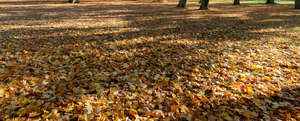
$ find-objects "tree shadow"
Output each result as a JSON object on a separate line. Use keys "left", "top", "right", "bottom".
{"left": 0, "top": 1, "right": 299, "bottom": 120}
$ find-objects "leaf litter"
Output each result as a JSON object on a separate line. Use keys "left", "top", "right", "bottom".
{"left": 0, "top": 1, "right": 299, "bottom": 120}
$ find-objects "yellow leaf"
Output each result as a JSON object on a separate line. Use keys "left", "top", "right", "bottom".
{"left": 228, "top": 54, "right": 235, "bottom": 58}
{"left": 242, "top": 110, "right": 258, "bottom": 118}
{"left": 225, "top": 92, "right": 233, "bottom": 97}
{"left": 253, "top": 98, "right": 261, "bottom": 106}
{"left": 262, "top": 76, "right": 271, "bottom": 82}
{"left": 180, "top": 105, "right": 189, "bottom": 113}
{"left": 173, "top": 82, "right": 179, "bottom": 89}
{"left": 240, "top": 77, "right": 247, "bottom": 82}
{"left": 11, "top": 117, "right": 21, "bottom": 121}
{"left": 296, "top": 113, "right": 300, "bottom": 119}
{"left": 0, "top": 88, "right": 5, "bottom": 97}
{"left": 223, "top": 113, "right": 233, "bottom": 121}
{"left": 200, "top": 96, "right": 208, "bottom": 102}
{"left": 85, "top": 102, "right": 93, "bottom": 114}
{"left": 203, "top": 104, "right": 210, "bottom": 109}
{"left": 23, "top": 76, "right": 39, "bottom": 81}
{"left": 205, "top": 52, "right": 211, "bottom": 56}
{"left": 193, "top": 68, "right": 200, "bottom": 72}
{"left": 241, "top": 94, "right": 247, "bottom": 98}
{"left": 271, "top": 63, "right": 279, "bottom": 67}
{"left": 192, "top": 99, "right": 200, "bottom": 104}
{"left": 74, "top": 58, "right": 81, "bottom": 63}
{"left": 247, "top": 87, "right": 254, "bottom": 95}
{"left": 250, "top": 65, "right": 261, "bottom": 70}
{"left": 128, "top": 108, "right": 138, "bottom": 116}
{"left": 153, "top": 110, "right": 165, "bottom": 117}
{"left": 29, "top": 112, "right": 40, "bottom": 118}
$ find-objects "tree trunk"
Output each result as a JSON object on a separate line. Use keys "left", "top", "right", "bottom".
{"left": 200, "top": 0, "right": 209, "bottom": 10}
{"left": 234, "top": 0, "right": 240, "bottom": 5}
{"left": 266, "top": 0, "right": 274, "bottom": 4}
{"left": 296, "top": 0, "right": 300, "bottom": 9}
{"left": 177, "top": 0, "right": 187, "bottom": 8}
{"left": 68, "top": 0, "right": 79, "bottom": 3}
{"left": 153, "top": 0, "right": 165, "bottom": 3}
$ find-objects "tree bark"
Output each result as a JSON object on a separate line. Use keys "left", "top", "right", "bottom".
{"left": 200, "top": 0, "right": 209, "bottom": 10}
{"left": 296, "top": 0, "right": 300, "bottom": 9}
{"left": 69, "top": 0, "right": 79, "bottom": 3}
{"left": 234, "top": 0, "right": 240, "bottom": 5}
{"left": 266, "top": 0, "right": 274, "bottom": 4}
{"left": 177, "top": 0, "right": 187, "bottom": 8}
{"left": 153, "top": 0, "right": 165, "bottom": 3}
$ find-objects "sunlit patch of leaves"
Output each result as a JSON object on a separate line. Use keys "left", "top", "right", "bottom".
{"left": 0, "top": 1, "right": 299, "bottom": 120}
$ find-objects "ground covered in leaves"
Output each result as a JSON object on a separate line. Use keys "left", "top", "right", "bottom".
{"left": 0, "top": 0, "right": 300, "bottom": 120}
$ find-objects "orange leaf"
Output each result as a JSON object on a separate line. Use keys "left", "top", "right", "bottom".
{"left": 128, "top": 109, "right": 138, "bottom": 116}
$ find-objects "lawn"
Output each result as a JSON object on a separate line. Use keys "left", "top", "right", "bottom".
{"left": 0, "top": 0, "right": 299, "bottom": 120}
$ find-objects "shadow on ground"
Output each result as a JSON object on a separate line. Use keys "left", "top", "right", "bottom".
{"left": 0, "top": 1, "right": 299, "bottom": 120}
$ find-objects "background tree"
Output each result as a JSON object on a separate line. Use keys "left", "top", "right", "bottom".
{"left": 153, "top": 0, "right": 166, "bottom": 3}
{"left": 200, "top": 0, "right": 209, "bottom": 10}
{"left": 69, "top": 0, "right": 79, "bottom": 3}
{"left": 234, "top": 0, "right": 240, "bottom": 5}
{"left": 177, "top": 0, "right": 187, "bottom": 8}
{"left": 266, "top": 0, "right": 275, "bottom": 4}
{"left": 296, "top": 0, "right": 300, "bottom": 9}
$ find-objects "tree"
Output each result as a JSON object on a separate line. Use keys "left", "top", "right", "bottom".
{"left": 296, "top": 0, "right": 300, "bottom": 9}
{"left": 266, "top": 0, "right": 275, "bottom": 4}
{"left": 69, "top": 0, "right": 79, "bottom": 3}
{"left": 200, "top": 0, "right": 209, "bottom": 10}
{"left": 234, "top": 0, "right": 240, "bottom": 5}
{"left": 177, "top": 0, "right": 187, "bottom": 8}
{"left": 153, "top": 0, "right": 166, "bottom": 3}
